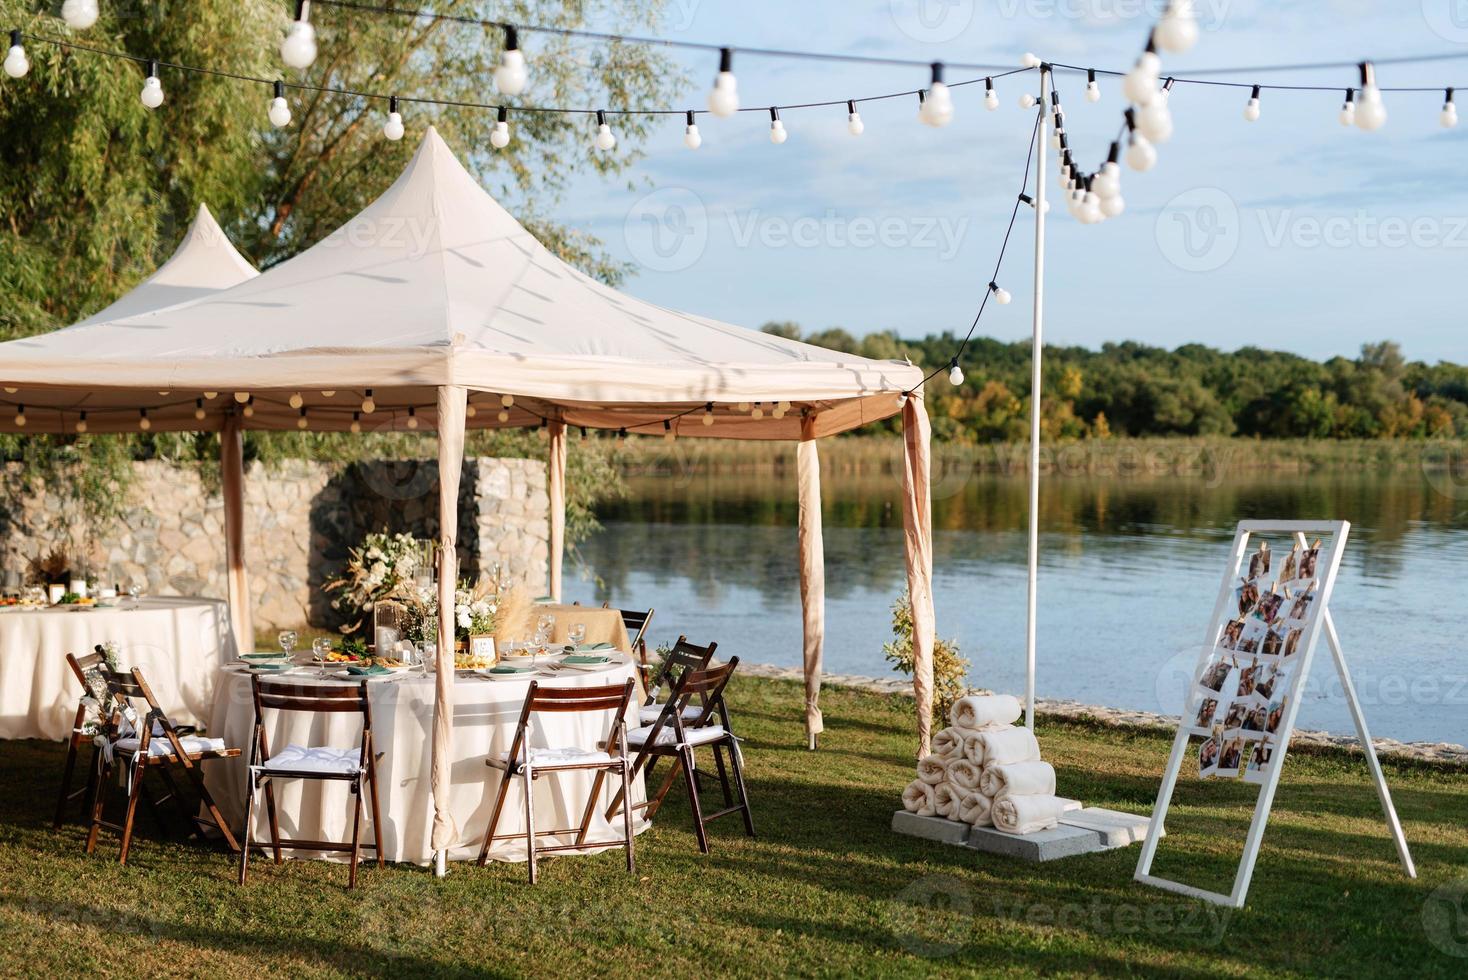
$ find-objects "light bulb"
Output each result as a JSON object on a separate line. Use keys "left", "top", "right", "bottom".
{"left": 1125, "top": 133, "right": 1157, "bottom": 171}
{"left": 702, "top": 407, "right": 714, "bottom": 426}
{"left": 1085, "top": 74, "right": 1101, "bottom": 103}
{"left": 1154, "top": 0, "right": 1199, "bottom": 54}
{"left": 920, "top": 64, "right": 953, "bottom": 127}
{"left": 297, "top": 414, "right": 309, "bottom": 430}
{"left": 1123, "top": 51, "right": 1160, "bottom": 105}
{"left": 497, "top": 409, "right": 509, "bottom": 423}
{"left": 683, "top": 110, "right": 701, "bottom": 149}
{"left": 1442, "top": 102, "right": 1459, "bottom": 129}
{"left": 493, "top": 27, "right": 526, "bottom": 96}
{"left": 234, "top": 391, "right": 250, "bottom": 403}
{"left": 62, "top": 0, "right": 100, "bottom": 30}
{"left": 1094, "top": 159, "right": 1121, "bottom": 198}
{"left": 140, "top": 63, "right": 164, "bottom": 109}
{"left": 350, "top": 413, "right": 362, "bottom": 434}
{"left": 1082, "top": 190, "right": 1104, "bottom": 224}
{"left": 948, "top": 362, "right": 964, "bottom": 386}
{"left": 991, "top": 282, "right": 1012, "bottom": 305}
{"left": 1243, "top": 86, "right": 1261, "bottom": 122}
{"left": 75, "top": 415, "right": 87, "bottom": 434}
{"left": 736, "top": 401, "right": 750, "bottom": 412}
{"left": 466, "top": 404, "right": 477, "bottom": 419}
{"left": 268, "top": 94, "right": 292, "bottom": 128}
{"left": 777, "top": 400, "right": 791, "bottom": 412}
{"left": 984, "top": 79, "right": 999, "bottom": 111}
{"left": 1138, "top": 99, "right": 1173, "bottom": 143}
{"left": 14, "top": 407, "right": 25, "bottom": 427}
{"left": 500, "top": 393, "right": 514, "bottom": 408}
{"left": 896, "top": 392, "right": 909, "bottom": 409}
{"left": 1019, "top": 92, "right": 1036, "bottom": 109}
{"left": 1339, "top": 90, "right": 1356, "bottom": 127}
{"left": 194, "top": 400, "right": 207, "bottom": 421}
{"left": 243, "top": 401, "right": 255, "bottom": 418}
{"left": 847, "top": 110, "right": 864, "bottom": 135}
{"left": 4, "top": 32, "right": 29, "bottom": 78}
{"left": 593, "top": 110, "right": 616, "bottom": 150}
{"left": 138, "top": 411, "right": 151, "bottom": 431}
{"left": 204, "top": 391, "right": 218, "bottom": 400}
{"left": 1022, "top": 52, "right": 1041, "bottom": 69}
{"left": 280, "top": 4, "right": 317, "bottom": 69}
{"left": 288, "top": 392, "right": 304, "bottom": 409}
{"left": 1100, "top": 194, "right": 1125, "bottom": 218}
{"left": 406, "top": 409, "right": 418, "bottom": 430}
{"left": 1355, "top": 64, "right": 1387, "bottom": 131}
{"left": 362, "top": 389, "right": 376, "bottom": 413}
{"left": 769, "top": 108, "right": 786, "bottom": 144}
{"left": 751, "top": 405, "right": 764, "bottom": 419}
{"left": 383, "top": 97, "right": 404, "bottom": 141}
{"left": 772, "top": 406, "right": 786, "bottom": 419}
{"left": 321, "top": 390, "right": 335, "bottom": 397}
{"left": 491, "top": 107, "right": 510, "bottom": 148}
{"left": 707, "top": 48, "right": 738, "bottom": 117}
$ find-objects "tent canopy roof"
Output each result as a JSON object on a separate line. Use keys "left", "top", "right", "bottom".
{"left": 0, "top": 129, "right": 921, "bottom": 439}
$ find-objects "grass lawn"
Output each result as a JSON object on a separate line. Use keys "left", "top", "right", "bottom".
{"left": 1, "top": 676, "right": 1463, "bottom": 978}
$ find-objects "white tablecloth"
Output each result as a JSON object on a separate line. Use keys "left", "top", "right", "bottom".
{"left": 0, "top": 597, "right": 235, "bottom": 740}
{"left": 205, "top": 659, "right": 649, "bottom": 865}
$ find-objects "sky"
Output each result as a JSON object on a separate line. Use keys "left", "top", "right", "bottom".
{"left": 546, "top": 1, "right": 1468, "bottom": 365}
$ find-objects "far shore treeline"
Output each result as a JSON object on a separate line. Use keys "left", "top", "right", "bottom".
{"left": 759, "top": 324, "right": 1468, "bottom": 443}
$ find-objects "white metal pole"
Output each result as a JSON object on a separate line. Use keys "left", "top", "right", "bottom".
{"left": 1025, "top": 67, "right": 1049, "bottom": 731}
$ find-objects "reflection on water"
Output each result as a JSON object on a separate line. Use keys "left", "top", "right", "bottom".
{"left": 566, "top": 467, "right": 1468, "bottom": 745}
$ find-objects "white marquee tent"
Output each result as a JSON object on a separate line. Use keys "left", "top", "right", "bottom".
{"left": 0, "top": 129, "right": 939, "bottom": 863}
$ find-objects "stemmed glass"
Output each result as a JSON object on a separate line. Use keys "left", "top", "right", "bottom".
{"left": 533, "top": 613, "right": 556, "bottom": 665}
{"left": 127, "top": 581, "right": 145, "bottom": 609}
{"left": 568, "top": 622, "right": 587, "bottom": 651}
{"left": 278, "top": 630, "right": 298, "bottom": 662}
{"left": 311, "top": 636, "right": 332, "bottom": 677}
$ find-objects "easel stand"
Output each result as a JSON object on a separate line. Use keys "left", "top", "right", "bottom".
{"left": 1134, "top": 520, "right": 1415, "bottom": 907}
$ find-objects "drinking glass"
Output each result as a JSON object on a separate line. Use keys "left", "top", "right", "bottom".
{"left": 278, "top": 630, "right": 298, "bottom": 659}
{"left": 311, "top": 637, "right": 333, "bottom": 677}
{"left": 568, "top": 622, "right": 587, "bottom": 649}
{"left": 127, "top": 581, "right": 145, "bottom": 608}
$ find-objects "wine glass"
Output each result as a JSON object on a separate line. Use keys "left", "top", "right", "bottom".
{"left": 568, "top": 622, "right": 587, "bottom": 650}
{"left": 127, "top": 581, "right": 145, "bottom": 608}
{"left": 278, "top": 630, "right": 298, "bottom": 660}
{"left": 311, "top": 636, "right": 332, "bottom": 677}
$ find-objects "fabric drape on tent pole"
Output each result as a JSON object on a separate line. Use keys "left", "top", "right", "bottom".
{"left": 901, "top": 396, "right": 936, "bottom": 757}
{"left": 547, "top": 420, "right": 567, "bottom": 602}
{"left": 431, "top": 384, "right": 468, "bottom": 861}
{"left": 220, "top": 413, "right": 252, "bottom": 656}
{"left": 797, "top": 416, "right": 825, "bottom": 746}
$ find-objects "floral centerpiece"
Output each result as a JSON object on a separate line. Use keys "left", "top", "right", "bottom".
{"left": 324, "top": 531, "right": 428, "bottom": 635}
{"left": 396, "top": 578, "right": 500, "bottom": 648}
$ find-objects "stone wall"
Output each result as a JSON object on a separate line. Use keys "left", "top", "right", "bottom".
{"left": 0, "top": 457, "right": 549, "bottom": 633}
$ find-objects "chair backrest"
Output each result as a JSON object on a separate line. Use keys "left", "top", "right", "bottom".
{"left": 506, "top": 679, "right": 636, "bottom": 766}
{"left": 66, "top": 649, "right": 108, "bottom": 691}
{"left": 648, "top": 635, "right": 716, "bottom": 701}
{"left": 99, "top": 665, "right": 192, "bottom": 757}
{"left": 248, "top": 678, "right": 373, "bottom": 768}
{"left": 603, "top": 603, "right": 654, "bottom": 652}
{"left": 647, "top": 657, "right": 739, "bottom": 740}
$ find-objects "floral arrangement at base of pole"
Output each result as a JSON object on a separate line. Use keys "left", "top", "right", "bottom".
{"left": 323, "top": 531, "right": 427, "bottom": 636}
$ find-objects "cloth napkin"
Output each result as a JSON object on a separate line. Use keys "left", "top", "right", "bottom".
{"left": 979, "top": 760, "right": 1057, "bottom": 799}
{"left": 489, "top": 664, "right": 537, "bottom": 674}
{"left": 572, "top": 642, "right": 614, "bottom": 652}
{"left": 991, "top": 793, "right": 1070, "bottom": 835}
{"left": 971, "top": 727, "right": 1042, "bottom": 768}
{"left": 902, "top": 779, "right": 937, "bottom": 816}
{"left": 950, "top": 694, "right": 1023, "bottom": 730}
{"left": 932, "top": 782, "right": 960, "bottom": 820}
{"left": 916, "top": 754, "right": 948, "bottom": 785}
{"left": 346, "top": 664, "right": 391, "bottom": 676}
{"left": 958, "top": 791, "right": 994, "bottom": 827}
{"left": 563, "top": 654, "right": 611, "bottom": 665}
{"left": 946, "top": 758, "right": 983, "bottom": 792}
{"left": 931, "top": 726, "right": 967, "bottom": 760}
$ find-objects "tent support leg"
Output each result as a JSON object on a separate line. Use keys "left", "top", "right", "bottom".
{"left": 1024, "top": 66, "right": 1050, "bottom": 732}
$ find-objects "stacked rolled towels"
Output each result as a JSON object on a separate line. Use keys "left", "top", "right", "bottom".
{"left": 901, "top": 694, "right": 1069, "bottom": 835}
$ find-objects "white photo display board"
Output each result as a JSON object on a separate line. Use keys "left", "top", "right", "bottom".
{"left": 1134, "top": 520, "right": 1416, "bottom": 908}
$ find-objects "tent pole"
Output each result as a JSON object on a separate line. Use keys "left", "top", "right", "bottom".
{"left": 220, "top": 413, "right": 253, "bottom": 657}
{"left": 431, "top": 384, "right": 468, "bottom": 876}
{"left": 547, "top": 421, "right": 567, "bottom": 602}
{"left": 797, "top": 419, "right": 825, "bottom": 750}
{"left": 1025, "top": 66, "right": 1050, "bottom": 731}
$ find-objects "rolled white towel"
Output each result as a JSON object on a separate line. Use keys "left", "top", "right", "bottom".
{"left": 973, "top": 727, "right": 1041, "bottom": 768}
{"left": 978, "top": 760, "right": 1056, "bottom": 799}
{"left": 960, "top": 729, "right": 999, "bottom": 765}
{"left": 902, "top": 779, "right": 937, "bottom": 816}
{"left": 991, "top": 793, "right": 1069, "bottom": 835}
{"left": 931, "top": 727, "right": 967, "bottom": 760}
{"left": 946, "top": 758, "right": 983, "bottom": 792}
{"left": 916, "top": 754, "right": 948, "bottom": 785}
{"left": 950, "top": 694, "right": 1022, "bottom": 730}
{"left": 932, "top": 782, "right": 960, "bottom": 820}
{"left": 958, "top": 791, "right": 993, "bottom": 827}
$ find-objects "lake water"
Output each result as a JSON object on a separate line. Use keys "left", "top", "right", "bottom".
{"left": 563, "top": 458, "right": 1467, "bottom": 745}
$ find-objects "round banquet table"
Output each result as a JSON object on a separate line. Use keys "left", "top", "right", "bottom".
{"left": 0, "top": 596, "right": 234, "bottom": 740}
{"left": 204, "top": 657, "right": 650, "bottom": 865}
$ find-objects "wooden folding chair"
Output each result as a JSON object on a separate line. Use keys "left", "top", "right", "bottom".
{"left": 637, "top": 635, "right": 716, "bottom": 727}
{"left": 606, "top": 658, "right": 754, "bottom": 854}
{"left": 54, "top": 650, "right": 109, "bottom": 829}
{"left": 477, "top": 678, "right": 637, "bottom": 884}
{"left": 84, "top": 666, "right": 240, "bottom": 865}
{"left": 239, "top": 678, "right": 383, "bottom": 889}
{"left": 602, "top": 603, "right": 654, "bottom": 672}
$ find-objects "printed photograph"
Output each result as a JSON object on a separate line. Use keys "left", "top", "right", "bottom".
{"left": 1200, "top": 660, "right": 1232, "bottom": 692}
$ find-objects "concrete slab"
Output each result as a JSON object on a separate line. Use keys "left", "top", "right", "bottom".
{"left": 964, "top": 823, "right": 1104, "bottom": 862}
{"left": 891, "top": 810, "right": 971, "bottom": 845}
{"left": 1059, "top": 807, "right": 1159, "bottom": 848}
